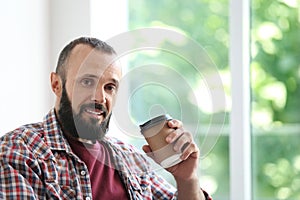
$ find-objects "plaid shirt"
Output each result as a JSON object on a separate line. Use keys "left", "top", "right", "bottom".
{"left": 0, "top": 109, "right": 212, "bottom": 200}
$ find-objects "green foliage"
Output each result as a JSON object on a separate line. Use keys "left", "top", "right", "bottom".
{"left": 251, "top": 2, "right": 300, "bottom": 197}
{"left": 253, "top": 131, "right": 300, "bottom": 199}
{"left": 251, "top": 0, "right": 300, "bottom": 124}
{"left": 128, "top": 0, "right": 229, "bottom": 70}
{"left": 128, "top": 0, "right": 300, "bottom": 199}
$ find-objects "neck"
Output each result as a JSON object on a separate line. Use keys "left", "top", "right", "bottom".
{"left": 77, "top": 137, "right": 96, "bottom": 144}
{"left": 63, "top": 129, "right": 97, "bottom": 145}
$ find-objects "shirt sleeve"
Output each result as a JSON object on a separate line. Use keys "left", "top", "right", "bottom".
{"left": 0, "top": 130, "right": 49, "bottom": 199}
{"left": 149, "top": 172, "right": 177, "bottom": 199}
{"left": 106, "top": 136, "right": 213, "bottom": 199}
{"left": 0, "top": 144, "right": 42, "bottom": 199}
{"left": 0, "top": 161, "right": 40, "bottom": 199}
{"left": 149, "top": 171, "right": 213, "bottom": 200}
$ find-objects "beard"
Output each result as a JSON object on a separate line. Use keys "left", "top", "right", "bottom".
{"left": 57, "top": 84, "right": 111, "bottom": 141}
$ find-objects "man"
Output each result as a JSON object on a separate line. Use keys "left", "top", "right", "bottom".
{"left": 0, "top": 37, "right": 212, "bottom": 199}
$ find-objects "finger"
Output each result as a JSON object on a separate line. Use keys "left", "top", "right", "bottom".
{"left": 165, "top": 128, "right": 184, "bottom": 143}
{"left": 142, "top": 145, "right": 152, "bottom": 153}
{"left": 167, "top": 119, "right": 183, "bottom": 129}
{"left": 173, "top": 132, "right": 192, "bottom": 152}
{"left": 180, "top": 142, "right": 199, "bottom": 160}
{"left": 142, "top": 145, "right": 155, "bottom": 159}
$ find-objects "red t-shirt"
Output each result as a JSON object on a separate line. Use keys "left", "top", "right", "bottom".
{"left": 67, "top": 137, "right": 129, "bottom": 199}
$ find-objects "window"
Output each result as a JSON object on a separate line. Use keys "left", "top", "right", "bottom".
{"left": 126, "top": 0, "right": 230, "bottom": 199}
{"left": 122, "top": 0, "right": 300, "bottom": 199}
{"left": 251, "top": 0, "right": 300, "bottom": 199}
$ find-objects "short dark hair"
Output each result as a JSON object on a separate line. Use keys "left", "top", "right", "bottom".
{"left": 55, "top": 37, "right": 116, "bottom": 82}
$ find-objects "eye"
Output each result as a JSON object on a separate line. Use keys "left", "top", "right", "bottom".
{"left": 105, "top": 84, "right": 117, "bottom": 92}
{"left": 80, "top": 78, "right": 95, "bottom": 87}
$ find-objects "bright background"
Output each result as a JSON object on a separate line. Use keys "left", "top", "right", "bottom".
{"left": 0, "top": 0, "right": 300, "bottom": 199}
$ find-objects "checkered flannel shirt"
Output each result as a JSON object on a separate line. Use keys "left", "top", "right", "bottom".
{"left": 0, "top": 109, "right": 212, "bottom": 200}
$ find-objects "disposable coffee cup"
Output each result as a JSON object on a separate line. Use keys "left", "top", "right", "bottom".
{"left": 140, "top": 114, "right": 182, "bottom": 168}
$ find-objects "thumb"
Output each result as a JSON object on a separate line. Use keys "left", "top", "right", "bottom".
{"left": 142, "top": 145, "right": 155, "bottom": 160}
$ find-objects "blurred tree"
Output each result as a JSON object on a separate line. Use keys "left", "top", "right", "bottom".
{"left": 128, "top": 1, "right": 230, "bottom": 199}
{"left": 251, "top": 0, "right": 300, "bottom": 124}
{"left": 251, "top": 0, "right": 300, "bottom": 199}
{"left": 128, "top": 0, "right": 300, "bottom": 199}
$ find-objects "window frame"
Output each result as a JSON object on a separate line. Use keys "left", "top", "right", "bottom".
{"left": 90, "top": 0, "right": 253, "bottom": 199}
{"left": 229, "top": 0, "right": 252, "bottom": 199}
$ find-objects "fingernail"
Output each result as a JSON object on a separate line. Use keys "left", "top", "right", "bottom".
{"left": 166, "top": 136, "right": 171, "bottom": 143}
{"left": 168, "top": 120, "right": 174, "bottom": 126}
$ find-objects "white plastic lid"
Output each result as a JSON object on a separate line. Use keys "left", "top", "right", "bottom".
{"left": 139, "top": 114, "right": 172, "bottom": 134}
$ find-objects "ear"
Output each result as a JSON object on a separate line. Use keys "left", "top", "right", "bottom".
{"left": 50, "top": 72, "right": 62, "bottom": 96}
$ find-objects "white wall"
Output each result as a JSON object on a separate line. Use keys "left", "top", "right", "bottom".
{"left": 0, "top": 0, "right": 93, "bottom": 135}
{"left": 90, "top": 0, "right": 128, "bottom": 40}
{"left": 0, "top": 0, "right": 50, "bottom": 134}
{"left": 49, "top": 0, "right": 92, "bottom": 69}
{"left": 0, "top": 0, "right": 128, "bottom": 135}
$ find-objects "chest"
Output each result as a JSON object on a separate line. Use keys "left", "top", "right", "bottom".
{"left": 36, "top": 144, "right": 155, "bottom": 199}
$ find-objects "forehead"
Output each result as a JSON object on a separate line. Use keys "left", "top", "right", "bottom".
{"left": 66, "top": 44, "right": 121, "bottom": 78}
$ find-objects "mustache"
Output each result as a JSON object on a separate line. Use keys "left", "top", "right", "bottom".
{"left": 80, "top": 103, "right": 108, "bottom": 118}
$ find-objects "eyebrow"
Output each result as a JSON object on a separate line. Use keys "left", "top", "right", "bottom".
{"left": 110, "top": 78, "right": 120, "bottom": 88}
{"left": 76, "top": 74, "right": 101, "bottom": 81}
{"left": 80, "top": 74, "right": 99, "bottom": 79}
{"left": 78, "top": 74, "right": 120, "bottom": 86}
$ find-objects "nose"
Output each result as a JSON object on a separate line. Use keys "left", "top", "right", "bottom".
{"left": 91, "top": 86, "right": 106, "bottom": 104}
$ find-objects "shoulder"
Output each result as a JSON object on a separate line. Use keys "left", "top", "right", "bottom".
{"left": 0, "top": 123, "right": 45, "bottom": 158}
{"left": 105, "top": 136, "right": 141, "bottom": 153}
{"left": 104, "top": 136, "right": 179, "bottom": 197}
{"left": 103, "top": 136, "right": 152, "bottom": 173}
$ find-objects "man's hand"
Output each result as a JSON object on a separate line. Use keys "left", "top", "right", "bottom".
{"left": 164, "top": 120, "right": 199, "bottom": 179}
{"left": 142, "top": 119, "right": 206, "bottom": 200}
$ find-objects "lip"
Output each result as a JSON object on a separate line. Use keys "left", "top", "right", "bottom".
{"left": 85, "top": 108, "right": 105, "bottom": 119}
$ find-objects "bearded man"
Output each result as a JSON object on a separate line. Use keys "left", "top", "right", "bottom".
{"left": 0, "top": 37, "right": 211, "bottom": 200}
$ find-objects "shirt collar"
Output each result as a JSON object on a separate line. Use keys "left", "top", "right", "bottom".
{"left": 42, "top": 108, "right": 72, "bottom": 152}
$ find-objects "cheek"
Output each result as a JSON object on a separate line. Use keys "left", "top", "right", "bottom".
{"left": 70, "top": 89, "right": 91, "bottom": 110}
{"left": 108, "top": 95, "right": 117, "bottom": 110}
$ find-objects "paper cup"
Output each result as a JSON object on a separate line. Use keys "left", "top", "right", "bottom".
{"left": 140, "top": 115, "right": 182, "bottom": 168}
